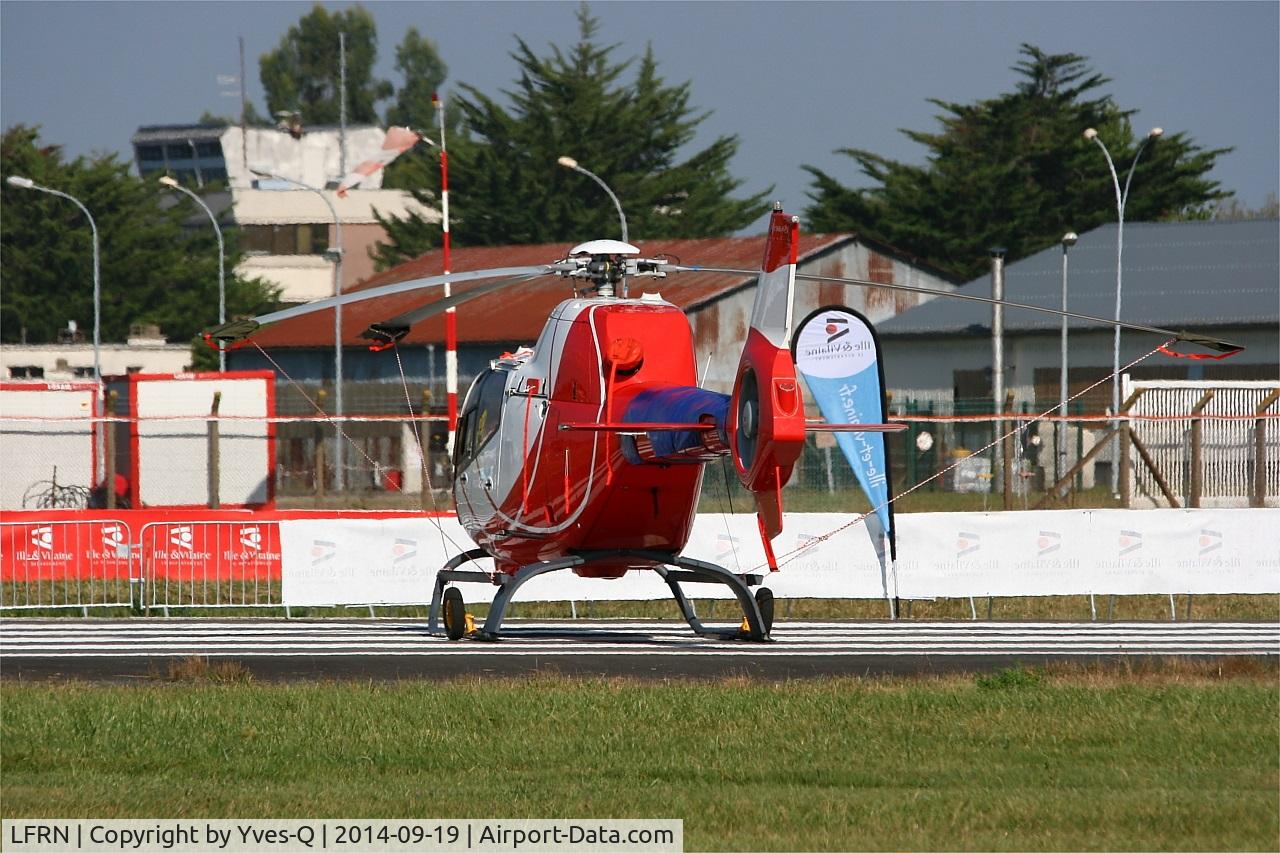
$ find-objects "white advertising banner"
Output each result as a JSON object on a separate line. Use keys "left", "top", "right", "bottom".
{"left": 280, "top": 517, "right": 470, "bottom": 606}
{"left": 280, "top": 509, "right": 1280, "bottom": 606}
{"left": 893, "top": 509, "right": 1280, "bottom": 597}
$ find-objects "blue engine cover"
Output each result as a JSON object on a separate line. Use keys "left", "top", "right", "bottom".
{"left": 620, "top": 385, "right": 731, "bottom": 465}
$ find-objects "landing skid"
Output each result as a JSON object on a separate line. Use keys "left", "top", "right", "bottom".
{"left": 427, "top": 548, "right": 773, "bottom": 642}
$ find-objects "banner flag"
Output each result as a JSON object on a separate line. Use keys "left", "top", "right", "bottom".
{"left": 792, "top": 306, "right": 896, "bottom": 560}
{"left": 335, "top": 126, "right": 420, "bottom": 197}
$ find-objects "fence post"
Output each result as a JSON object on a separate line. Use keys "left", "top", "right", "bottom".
{"left": 207, "top": 391, "right": 221, "bottom": 510}
{"left": 1118, "top": 388, "right": 1145, "bottom": 507}
{"left": 421, "top": 389, "right": 433, "bottom": 510}
{"left": 105, "top": 390, "right": 118, "bottom": 510}
{"left": 314, "top": 389, "right": 327, "bottom": 503}
{"left": 1189, "top": 390, "right": 1214, "bottom": 508}
{"left": 314, "top": 438, "right": 327, "bottom": 504}
{"left": 1074, "top": 401, "right": 1084, "bottom": 493}
{"left": 1119, "top": 422, "right": 1132, "bottom": 506}
{"left": 1253, "top": 389, "right": 1280, "bottom": 507}
{"left": 1002, "top": 392, "right": 1014, "bottom": 510}
{"left": 905, "top": 401, "right": 917, "bottom": 489}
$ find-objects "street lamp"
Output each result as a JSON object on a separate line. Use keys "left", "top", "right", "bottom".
{"left": 7, "top": 175, "right": 101, "bottom": 386}
{"left": 7, "top": 173, "right": 105, "bottom": 481}
{"left": 160, "top": 176, "right": 226, "bottom": 371}
{"left": 558, "top": 156, "right": 629, "bottom": 296}
{"left": 1083, "top": 125, "right": 1162, "bottom": 495}
{"left": 250, "top": 168, "right": 346, "bottom": 490}
{"left": 1058, "top": 231, "right": 1079, "bottom": 491}
{"left": 557, "top": 156, "right": 628, "bottom": 245}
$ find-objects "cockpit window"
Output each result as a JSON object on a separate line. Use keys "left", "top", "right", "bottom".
{"left": 453, "top": 369, "right": 507, "bottom": 470}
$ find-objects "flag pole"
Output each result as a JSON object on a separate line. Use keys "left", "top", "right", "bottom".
{"left": 435, "top": 92, "right": 458, "bottom": 455}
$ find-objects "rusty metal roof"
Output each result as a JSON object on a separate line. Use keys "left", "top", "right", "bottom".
{"left": 250, "top": 232, "right": 856, "bottom": 348}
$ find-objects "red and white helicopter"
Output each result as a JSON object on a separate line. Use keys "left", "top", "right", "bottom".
{"left": 208, "top": 206, "right": 1240, "bottom": 642}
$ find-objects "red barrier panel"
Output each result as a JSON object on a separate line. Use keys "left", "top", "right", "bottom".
{"left": 1, "top": 519, "right": 133, "bottom": 583}
{"left": 1, "top": 509, "right": 451, "bottom": 585}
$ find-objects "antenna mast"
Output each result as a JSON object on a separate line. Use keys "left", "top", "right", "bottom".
{"left": 338, "top": 31, "right": 347, "bottom": 177}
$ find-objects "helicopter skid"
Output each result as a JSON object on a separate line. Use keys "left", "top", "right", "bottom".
{"left": 427, "top": 548, "right": 773, "bottom": 642}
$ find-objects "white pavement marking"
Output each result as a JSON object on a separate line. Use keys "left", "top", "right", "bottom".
{"left": 2, "top": 619, "right": 1276, "bottom": 658}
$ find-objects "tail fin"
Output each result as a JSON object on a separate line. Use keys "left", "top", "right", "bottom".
{"left": 728, "top": 207, "right": 807, "bottom": 547}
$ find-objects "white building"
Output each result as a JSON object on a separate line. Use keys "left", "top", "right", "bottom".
{"left": 136, "top": 123, "right": 437, "bottom": 302}
{"left": 2, "top": 325, "right": 190, "bottom": 381}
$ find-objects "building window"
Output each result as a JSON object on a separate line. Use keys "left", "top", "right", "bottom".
{"left": 71, "top": 366, "right": 95, "bottom": 378}
{"left": 137, "top": 145, "right": 164, "bottom": 162}
{"left": 8, "top": 365, "right": 44, "bottom": 379}
{"left": 195, "top": 141, "right": 222, "bottom": 157}
{"left": 241, "top": 224, "right": 330, "bottom": 255}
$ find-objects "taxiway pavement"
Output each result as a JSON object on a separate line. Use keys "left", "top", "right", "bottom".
{"left": 2, "top": 619, "right": 1276, "bottom": 680}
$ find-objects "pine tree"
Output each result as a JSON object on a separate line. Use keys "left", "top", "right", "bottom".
{"left": 373, "top": 5, "right": 768, "bottom": 268}
{"left": 804, "top": 45, "right": 1231, "bottom": 281}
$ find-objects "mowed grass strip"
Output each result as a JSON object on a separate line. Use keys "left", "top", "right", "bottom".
{"left": 2, "top": 671, "right": 1276, "bottom": 851}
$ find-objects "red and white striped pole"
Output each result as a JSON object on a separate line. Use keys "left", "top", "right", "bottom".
{"left": 434, "top": 92, "right": 458, "bottom": 453}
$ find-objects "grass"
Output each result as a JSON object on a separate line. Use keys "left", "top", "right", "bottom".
{"left": 2, "top": 665, "right": 1276, "bottom": 850}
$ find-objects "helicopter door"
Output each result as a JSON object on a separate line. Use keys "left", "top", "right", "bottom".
{"left": 453, "top": 368, "right": 509, "bottom": 525}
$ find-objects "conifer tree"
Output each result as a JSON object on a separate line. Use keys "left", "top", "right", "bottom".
{"left": 374, "top": 6, "right": 768, "bottom": 267}
{"left": 804, "top": 45, "right": 1230, "bottom": 281}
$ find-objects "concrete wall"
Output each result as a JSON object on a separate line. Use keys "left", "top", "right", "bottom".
{"left": 2, "top": 342, "right": 191, "bottom": 381}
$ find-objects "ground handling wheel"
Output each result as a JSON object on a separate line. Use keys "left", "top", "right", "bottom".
{"left": 442, "top": 587, "right": 467, "bottom": 641}
{"left": 754, "top": 587, "right": 775, "bottom": 634}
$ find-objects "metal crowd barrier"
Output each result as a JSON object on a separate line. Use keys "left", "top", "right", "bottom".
{"left": 138, "top": 521, "right": 285, "bottom": 615}
{"left": 0, "top": 519, "right": 140, "bottom": 614}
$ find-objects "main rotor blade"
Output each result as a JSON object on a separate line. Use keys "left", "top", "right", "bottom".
{"left": 671, "top": 265, "right": 1245, "bottom": 354}
{"left": 205, "top": 265, "right": 555, "bottom": 342}
{"left": 364, "top": 274, "right": 544, "bottom": 343}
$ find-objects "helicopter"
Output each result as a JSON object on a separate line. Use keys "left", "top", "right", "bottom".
{"left": 207, "top": 205, "right": 1242, "bottom": 642}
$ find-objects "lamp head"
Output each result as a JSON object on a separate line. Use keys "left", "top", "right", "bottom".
{"left": 158, "top": 176, "right": 179, "bottom": 188}
{"left": 1062, "top": 231, "right": 1079, "bottom": 248}
{"left": 1148, "top": 127, "right": 1164, "bottom": 139}
{"left": 1082, "top": 128, "right": 1098, "bottom": 141}
{"left": 556, "top": 156, "right": 579, "bottom": 170}
{"left": 6, "top": 175, "right": 35, "bottom": 189}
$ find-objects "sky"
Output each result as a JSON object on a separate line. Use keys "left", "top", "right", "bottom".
{"left": 2, "top": 1, "right": 1277, "bottom": 235}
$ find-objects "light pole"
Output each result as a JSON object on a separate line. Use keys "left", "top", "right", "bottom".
{"left": 251, "top": 168, "right": 346, "bottom": 490}
{"left": 160, "top": 176, "right": 226, "bottom": 371}
{"left": 1083, "top": 125, "right": 1162, "bottom": 494}
{"left": 557, "top": 156, "right": 628, "bottom": 243}
{"left": 7, "top": 175, "right": 101, "bottom": 384}
{"left": 557, "top": 156, "right": 629, "bottom": 296}
{"left": 1058, "top": 231, "right": 1079, "bottom": 491}
{"left": 6, "top": 174, "right": 104, "bottom": 479}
